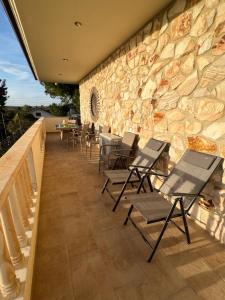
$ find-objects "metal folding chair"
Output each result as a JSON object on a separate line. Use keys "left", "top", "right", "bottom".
{"left": 124, "top": 150, "right": 223, "bottom": 262}
{"left": 101, "top": 138, "right": 169, "bottom": 211}
{"left": 99, "top": 131, "right": 138, "bottom": 172}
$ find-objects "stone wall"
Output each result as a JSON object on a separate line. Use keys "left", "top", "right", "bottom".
{"left": 80, "top": 0, "right": 225, "bottom": 241}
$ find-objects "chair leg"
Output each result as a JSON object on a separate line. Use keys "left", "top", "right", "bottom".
{"left": 124, "top": 205, "right": 133, "bottom": 225}
{"left": 101, "top": 178, "right": 109, "bottom": 194}
{"left": 147, "top": 199, "right": 179, "bottom": 263}
{"left": 147, "top": 175, "right": 153, "bottom": 192}
{"left": 137, "top": 177, "right": 146, "bottom": 194}
{"left": 179, "top": 199, "right": 191, "bottom": 244}
{"left": 112, "top": 181, "right": 128, "bottom": 212}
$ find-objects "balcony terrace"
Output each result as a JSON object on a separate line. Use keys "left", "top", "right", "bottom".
{"left": 27, "top": 120, "right": 225, "bottom": 299}
{"left": 0, "top": 118, "right": 224, "bottom": 300}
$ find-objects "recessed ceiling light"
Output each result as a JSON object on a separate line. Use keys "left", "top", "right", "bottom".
{"left": 58, "top": 73, "right": 62, "bottom": 76}
{"left": 62, "top": 58, "right": 69, "bottom": 62}
{"left": 74, "top": 21, "right": 82, "bottom": 28}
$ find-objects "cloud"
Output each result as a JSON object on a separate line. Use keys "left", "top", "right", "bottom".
{"left": 0, "top": 61, "right": 30, "bottom": 80}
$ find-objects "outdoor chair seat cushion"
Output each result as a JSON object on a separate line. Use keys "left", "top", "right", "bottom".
{"left": 104, "top": 169, "right": 140, "bottom": 184}
{"left": 128, "top": 193, "right": 181, "bottom": 223}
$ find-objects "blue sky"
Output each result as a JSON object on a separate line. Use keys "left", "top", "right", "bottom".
{"left": 0, "top": 3, "right": 59, "bottom": 106}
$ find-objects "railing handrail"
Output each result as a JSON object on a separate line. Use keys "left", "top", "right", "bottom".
{"left": 0, "top": 118, "right": 44, "bottom": 208}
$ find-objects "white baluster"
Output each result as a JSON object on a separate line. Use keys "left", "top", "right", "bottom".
{"left": 15, "top": 179, "right": 31, "bottom": 229}
{"left": 0, "top": 201, "right": 24, "bottom": 268}
{"left": 0, "top": 231, "right": 20, "bottom": 298}
{"left": 8, "top": 185, "right": 28, "bottom": 248}
{"left": 27, "top": 151, "right": 37, "bottom": 193}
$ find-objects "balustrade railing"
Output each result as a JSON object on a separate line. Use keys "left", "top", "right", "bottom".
{"left": 0, "top": 118, "right": 46, "bottom": 299}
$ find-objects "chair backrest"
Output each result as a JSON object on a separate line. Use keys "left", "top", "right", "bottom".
{"left": 121, "top": 132, "right": 137, "bottom": 151}
{"left": 102, "top": 126, "right": 110, "bottom": 133}
{"left": 132, "top": 138, "right": 168, "bottom": 172}
{"left": 160, "top": 150, "right": 223, "bottom": 199}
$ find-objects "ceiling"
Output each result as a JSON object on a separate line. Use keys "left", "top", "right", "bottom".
{"left": 3, "top": 0, "right": 172, "bottom": 83}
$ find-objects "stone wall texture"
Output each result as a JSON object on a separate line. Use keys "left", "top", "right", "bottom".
{"left": 80, "top": 0, "right": 225, "bottom": 241}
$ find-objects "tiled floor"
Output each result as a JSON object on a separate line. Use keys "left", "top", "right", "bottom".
{"left": 32, "top": 133, "right": 225, "bottom": 300}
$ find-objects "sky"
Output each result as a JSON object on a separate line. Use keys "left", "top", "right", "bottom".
{"left": 0, "top": 3, "right": 59, "bottom": 106}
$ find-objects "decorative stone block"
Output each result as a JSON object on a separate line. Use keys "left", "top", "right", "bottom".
{"left": 198, "top": 33, "right": 214, "bottom": 55}
{"left": 164, "top": 60, "right": 181, "bottom": 78}
{"left": 167, "top": 110, "right": 185, "bottom": 122}
{"left": 141, "top": 79, "right": 157, "bottom": 100}
{"left": 170, "top": 11, "right": 192, "bottom": 40}
{"left": 160, "top": 43, "right": 175, "bottom": 59}
{"left": 177, "top": 70, "right": 199, "bottom": 96}
{"left": 211, "top": 80, "right": 225, "bottom": 100}
{"left": 175, "top": 37, "right": 196, "bottom": 58}
{"left": 212, "top": 34, "right": 225, "bottom": 55}
{"left": 157, "top": 91, "right": 180, "bottom": 110}
{"left": 202, "top": 119, "right": 225, "bottom": 140}
{"left": 187, "top": 136, "right": 217, "bottom": 153}
{"left": 194, "top": 98, "right": 225, "bottom": 121}
{"left": 200, "top": 54, "right": 225, "bottom": 87}
{"left": 181, "top": 53, "right": 194, "bottom": 75}
{"left": 170, "top": 73, "right": 185, "bottom": 89}
{"left": 185, "top": 119, "right": 202, "bottom": 135}
{"left": 191, "top": 9, "right": 216, "bottom": 37}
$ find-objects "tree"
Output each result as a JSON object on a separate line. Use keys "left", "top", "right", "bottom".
{"left": 49, "top": 103, "right": 70, "bottom": 116}
{"left": 0, "top": 79, "right": 8, "bottom": 137}
{"left": 41, "top": 82, "right": 80, "bottom": 112}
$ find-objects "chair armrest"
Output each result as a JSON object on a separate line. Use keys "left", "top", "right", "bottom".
{"left": 168, "top": 192, "right": 202, "bottom": 197}
{"left": 149, "top": 171, "right": 169, "bottom": 177}
{"left": 129, "top": 164, "right": 150, "bottom": 169}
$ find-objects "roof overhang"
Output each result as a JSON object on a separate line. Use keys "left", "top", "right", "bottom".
{"left": 2, "top": 0, "right": 171, "bottom": 83}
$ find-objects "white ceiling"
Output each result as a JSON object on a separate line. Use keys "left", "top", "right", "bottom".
{"left": 8, "top": 0, "right": 171, "bottom": 83}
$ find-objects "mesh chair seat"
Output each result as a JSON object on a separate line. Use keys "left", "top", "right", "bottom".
{"left": 104, "top": 169, "right": 140, "bottom": 184}
{"left": 129, "top": 193, "right": 181, "bottom": 223}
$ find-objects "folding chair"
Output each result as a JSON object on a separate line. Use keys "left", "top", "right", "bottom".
{"left": 124, "top": 150, "right": 223, "bottom": 262}
{"left": 99, "top": 131, "right": 137, "bottom": 172}
{"left": 101, "top": 138, "right": 169, "bottom": 212}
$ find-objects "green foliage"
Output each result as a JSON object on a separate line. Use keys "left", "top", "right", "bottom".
{"left": 7, "top": 113, "right": 21, "bottom": 133}
{"left": 6, "top": 106, "right": 36, "bottom": 134}
{"left": 49, "top": 103, "right": 70, "bottom": 116}
{"left": 41, "top": 82, "right": 80, "bottom": 112}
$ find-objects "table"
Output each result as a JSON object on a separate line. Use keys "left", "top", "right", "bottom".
{"left": 56, "top": 124, "right": 80, "bottom": 140}
{"left": 99, "top": 133, "right": 122, "bottom": 155}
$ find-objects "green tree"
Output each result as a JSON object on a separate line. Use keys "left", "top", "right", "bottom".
{"left": 49, "top": 103, "right": 70, "bottom": 116}
{"left": 7, "top": 113, "right": 21, "bottom": 133}
{"left": 0, "top": 79, "right": 8, "bottom": 137}
{"left": 41, "top": 82, "right": 80, "bottom": 112}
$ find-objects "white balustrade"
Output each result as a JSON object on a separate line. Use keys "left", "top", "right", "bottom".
{"left": 0, "top": 118, "right": 46, "bottom": 299}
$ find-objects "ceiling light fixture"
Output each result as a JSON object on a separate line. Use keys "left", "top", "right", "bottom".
{"left": 74, "top": 21, "right": 82, "bottom": 28}
{"left": 62, "top": 58, "right": 69, "bottom": 62}
{"left": 58, "top": 73, "right": 62, "bottom": 76}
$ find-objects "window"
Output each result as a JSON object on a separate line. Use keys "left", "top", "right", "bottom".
{"left": 89, "top": 87, "right": 100, "bottom": 121}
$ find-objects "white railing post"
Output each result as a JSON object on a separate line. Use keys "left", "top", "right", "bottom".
{"left": 14, "top": 179, "right": 31, "bottom": 230}
{"left": 0, "top": 230, "right": 20, "bottom": 298}
{"left": 8, "top": 185, "right": 28, "bottom": 248}
{"left": 0, "top": 200, "right": 24, "bottom": 268}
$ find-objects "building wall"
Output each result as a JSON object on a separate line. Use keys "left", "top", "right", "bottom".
{"left": 80, "top": 0, "right": 225, "bottom": 241}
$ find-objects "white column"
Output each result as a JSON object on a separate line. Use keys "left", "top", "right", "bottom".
{"left": 8, "top": 185, "right": 28, "bottom": 248}
{"left": 0, "top": 231, "right": 20, "bottom": 298}
{"left": 0, "top": 201, "right": 24, "bottom": 268}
